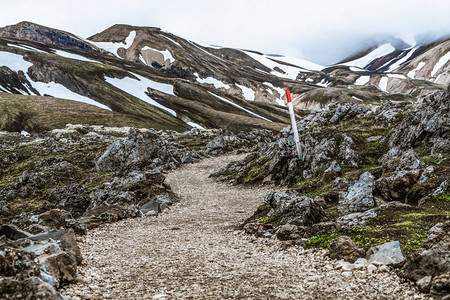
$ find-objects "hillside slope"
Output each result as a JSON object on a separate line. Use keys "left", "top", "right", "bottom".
{"left": 0, "top": 22, "right": 449, "bottom": 131}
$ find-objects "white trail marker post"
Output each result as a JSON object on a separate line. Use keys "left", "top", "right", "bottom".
{"left": 285, "top": 89, "right": 303, "bottom": 160}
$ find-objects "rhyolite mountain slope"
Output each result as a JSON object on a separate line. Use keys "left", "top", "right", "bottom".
{"left": 0, "top": 21, "right": 449, "bottom": 133}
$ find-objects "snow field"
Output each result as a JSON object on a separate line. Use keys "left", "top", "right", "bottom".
{"left": 105, "top": 72, "right": 176, "bottom": 116}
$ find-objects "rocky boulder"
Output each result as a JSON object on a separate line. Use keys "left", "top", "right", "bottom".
{"left": 264, "top": 191, "right": 324, "bottom": 226}
{"left": 329, "top": 235, "right": 365, "bottom": 263}
{"left": 366, "top": 240, "right": 405, "bottom": 267}
{"left": 38, "top": 209, "right": 67, "bottom": 230}
{"left": 338, "top": 172, "right": 375, "bottom": 216}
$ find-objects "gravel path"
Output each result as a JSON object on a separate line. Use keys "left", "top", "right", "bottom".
{"left": 63, "top": 155, "right": 426, "bottom": 299}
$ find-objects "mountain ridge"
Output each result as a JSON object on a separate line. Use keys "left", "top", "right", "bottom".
{"left": 0, "top": 21, "right": 449, "bottom": 133}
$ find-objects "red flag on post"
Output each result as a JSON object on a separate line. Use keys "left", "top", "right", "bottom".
{"left": 285, "top": 90, "right": 303, "bottom": 159}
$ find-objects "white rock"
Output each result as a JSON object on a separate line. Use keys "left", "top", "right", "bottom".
{"left": 367, "top": 264, "right": 377, "bottom": 273}
{"left": 354, "top": 258, "right": 368, "bottom": 266}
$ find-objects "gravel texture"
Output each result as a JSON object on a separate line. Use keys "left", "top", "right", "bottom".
{"left": 62, "top": 155, "right": 427, "bottom": 299}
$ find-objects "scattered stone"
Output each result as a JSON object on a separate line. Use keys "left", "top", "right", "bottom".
{"left": 416, "top": 276, "right": 432, "bottom": 293}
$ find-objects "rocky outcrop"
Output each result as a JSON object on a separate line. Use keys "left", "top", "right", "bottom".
{"left": 216, "top": 87, "right": 450, "bottom": 299}
{"left": 389, "top": 88, "right": 450, "bottom": 154}
{"left": 0, "top": 228, "right": 82, "bottom": 299}
{"left": 0, "top": 246, "right": 64, "bottom": 299}
{"left": 242, "top": 191, "right": 324, "bottom": 240}
{"left": 400, "top": 222, "right": 450, "bottom": 296}
{"left": 95, "top": 128, "right": 179, "bottom": 173}
{"left": 0, "top": 21, "right": 101, "bottom": 52}
{"left": 338, "top": 172, "right": 375, "bottom": 216}
{"left": 263, "top": 191, "right": 325, "bottom": 226}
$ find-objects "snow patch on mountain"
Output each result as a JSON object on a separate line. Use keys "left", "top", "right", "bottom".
{"left": 355, "top": 76, "right": 370, "bottom": 85}
{"left": 194, "top": 73, "right": 230, "bottom": 89}
{"left": 270, "top": 56, "right": 323, "bottom": 71}
{"left": 387, "top": 74, "right": 406, "bottom": 79}
{"left": 242, "top": 50, "right": 305, "bottom": 80}
{"left": 187, "top": 122, "right": 205, "bottom": 129}
{"left": 341, "top": 44, "right": 396, "bottom": 69}
{"left": 6, "top": 43, "right": 45, "bottom": 53}
{"left": 53, "top": 50, "right": 98, "bottom": 63}
{"left": 263, "top": 82, "right": 286, "bottom": 106}
{"left": 431, "top": 51, "right": 450, "bottom": 77}
{"left": 190, "top": 42, "right": 226, "bottom": 62}
{"left": 208, "top": 92, "right": 271, "bottom": 122}
{"left": 160, "top": 35, "right": 181, "bottom": 47}
{"left": 236, "top": 84, "right": 255, "bottom": 101}
{"left": 105, "top": 73, "right": 176, "bottom": 116}
{"left": 386, "top": 47, "right": 418, "bottom": 72}
{"left": 379, "top": 77, "right": 388, "bottom": 92}
{"left": 26, "top": 74, "right": 111, "bottom": 110}
{"left": 0, "top": 51, "right": 33, "bottom": 72}
{"left": 92, "top": 30, "right": 136, "bottom": 57}
{"left": 407, "top": 61, "right": 426, "bottom": 79}
{"left": 316, "top": 79, "right": 331, "bottom": 87}
{"left": 1, "top": 50, "right": 112, "bottom": 110}
{"left": 349, "top": 66, "right": 366, "bottom": 72}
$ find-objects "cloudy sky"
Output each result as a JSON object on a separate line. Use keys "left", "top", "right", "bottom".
{"left": 1, "top": 0, "right": 449, "bottom": 64}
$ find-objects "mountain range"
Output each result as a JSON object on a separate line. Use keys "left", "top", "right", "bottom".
{"left": 0, "top": 21, "right": 449, "bottom": 132}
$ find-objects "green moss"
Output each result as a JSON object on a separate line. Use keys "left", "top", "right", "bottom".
{"left": 257, "top": 216, "right": 281, "bottom": 227}
{"left": 392, "top": 220, "right": 416, "bottom": 227}
{"left": 435, "top": 193, "right": 450, "bottom": 202}
{"left": 305, "top": 198, "right": 450, "bottom": 255}
{"left": 305, "top": 230, "right": 343, "bottom": 249}
{"left": 401, "top": 213, "right": 430, "bottom": 219}
{"left": 324, "top": 205, "right": 338, "bottom": 221}
{"left": 403, "top": 232, "right": 427, "bottom": 253}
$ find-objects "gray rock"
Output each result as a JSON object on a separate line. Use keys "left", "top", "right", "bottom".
{"left": 329, "top": 235, "right": 365, "bottom": 263}
{"left": 140, "top": 200, "right": 160, "bottom": 215}
{"left": 0, "top": 247, "right": 64, "bottom": 299}
{"left": 338, "top": 172, "right": 375, "bottom": 216}
{"left": 275, "top": 224, "right": 305, "bottom": 241}
{"left": 0, "top": 224, "right": 32, "bottom": 240}
{"left": 38, "top": 209, "right": 67, "bottom": 229}
{"left": 336, "top": 210, "right": 378, "bottom": 230}
{"left": 264, "top": 191, "right": 324, "bottom": 226}
{"left": 389, "top": 88, "right": 450, "bottom": 151}
{"left": 354, "top": 258, "right": 368, "bottom": 266}
{"left": 49, "top": 184, "right": 91, "bottom": 218}
{"left": 416, "top": 276, "right": 432, "bottom": 293}
{"left": 0, "top": 200, "right": 11, "bottom": 216}
{"left": 29, "top": 228, "right": 82, "bottom": 265}
{"left": 367, "top": 241, "right": 405, "bottom": 267}
{"left": 367, "top": 136, "right": 382, "bottom": 142}
{"left": 95, "top": 128, "right": 179, "bottom": 172}
{"left": 324, "top": 160, "right": 341, "bottom": 178}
